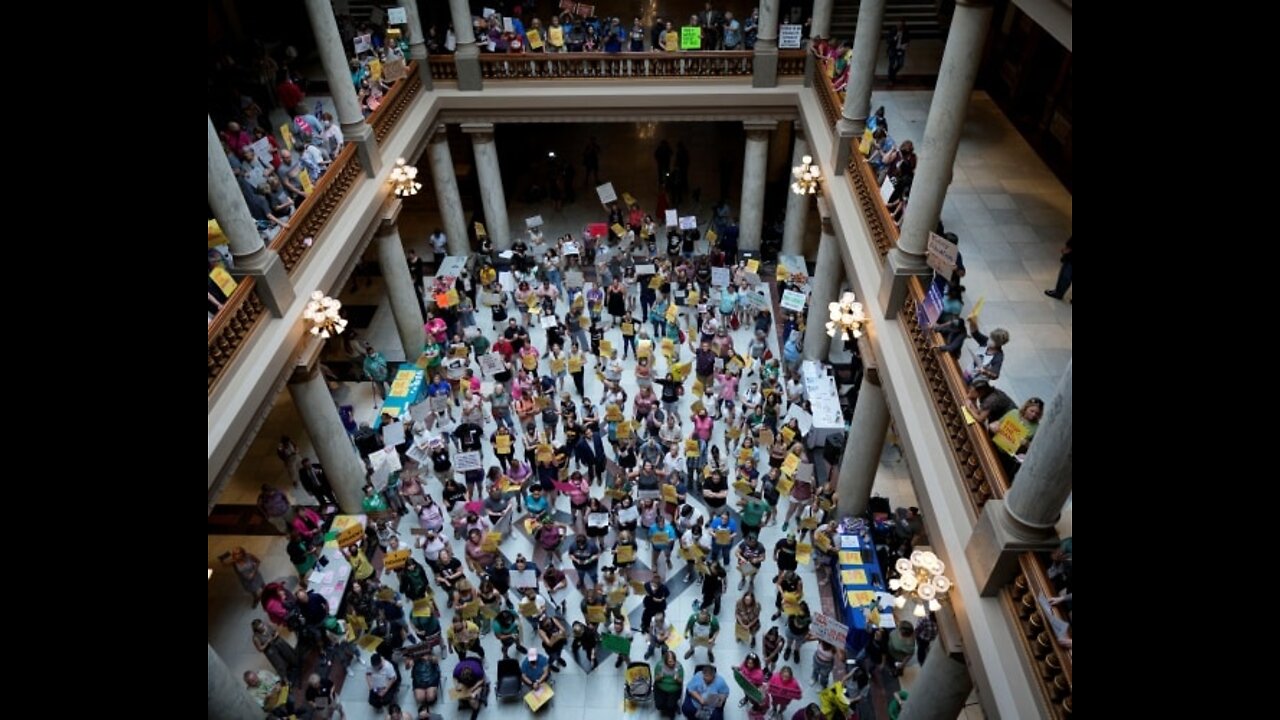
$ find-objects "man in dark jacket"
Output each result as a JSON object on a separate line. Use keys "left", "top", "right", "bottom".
{"left": 297, "top": 458, "right": 338, "bottom": 507}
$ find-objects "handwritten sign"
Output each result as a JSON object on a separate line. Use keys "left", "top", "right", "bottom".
{"left": 455, "top": 451, "right": 482, "bottom": 472}
{"left": 927, "top": 231, "right": 959, "bottom": 279}
{"left": 665, "top": 209, "right": 678, "bottom": 227}
{"left": 680, "top": 26, "right": 702, "bottom": 50}
{"left": 710, "top": 266, "right": 731, "bottom": 287}
{"left": 387, "top": 6, "right": 407, "bottom": 24}
{"left": 478, "top": 353, "right": 505, "bottom": 377}
{"left": 779, "top": 24, "right": 804, "bottom": 49}
{"left": 384, "top": 548, "right": 411, "bottom": 570}
{"left": 596, "top": 182, "right": 617, "bottom": 204}
{"left": 338, "top": 523, "right": 364, "bottom": 547}
{"left": 780, "top": 290, "right": 807, "bottom": 312}
{"left": 678, "top": 215, "right": 697, "bottom": 230}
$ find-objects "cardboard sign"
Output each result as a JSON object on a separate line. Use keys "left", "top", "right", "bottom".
{"left": 796, "top": 542, "right": 813, "bottom": 565}
{"left": 992, "top": 413, "right": 1031, "bottom": 455}
{"left": 596, "top": 182, "right": 618, "bottom": 204}
{"left": 412, "top": 598, "right": 434, "bottom": 617}
{"left": 779, "top": 24, "right": 804, "bottom": 49}
{"left": 681, "top": 26, "right": 702, "bottom": 50}
{"left": 665, "top": 209, "right": 678, "bottom": 227}
{"left": 927, "top": 231, "right": 959, "bottom": 279}
{"left": 735, "top": 622, "right": 751, "bottom": 643}
{"left": 780, "top": 290, "right": 808, "bottom": 312}
{"left": 209, "top": 266, "right": 238, "bottom": 296}
{"left": 615, "top": 545, "right": 635, "bottom": 564}
{"left": 678, "top": 215, "right": 697, "bottom": 230}
{"left": 524, "top": 684, "right": 555, "bottom": 711}
{"left": 455, "top": 451, "right": 482, "bottom": 472}
{"left": 384, "top": 548, "right": 411, "bottom": 570}
{"left": 527, "top": 28, "right": 544, "bottom": 49}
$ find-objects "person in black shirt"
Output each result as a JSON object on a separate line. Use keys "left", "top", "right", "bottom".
{"left": 701, "top": 472, "right": 728, "bottom": 511}
{"left": 640, "top": 578, "right": 670, "bottom": 633}
{"left": 700, "top": 563, "right": 725, "bottom": 615}
{"left": 667, "top": 230, "right": 682, "bottom": 258}
{"left": 771, "top": 569, "right": 801, "bottom": 622}
{"left": 453, "top": 422, "right": 484, "bottom": 453}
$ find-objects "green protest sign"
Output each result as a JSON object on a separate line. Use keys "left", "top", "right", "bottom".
{"left": 601, "top": 632, "right": 632, "bottom": 656}
{"left": 733, "top": 667, "right": 766, "bottom": 704}
{"left": 681, "top": 26, "right": 701, "bottom": 50}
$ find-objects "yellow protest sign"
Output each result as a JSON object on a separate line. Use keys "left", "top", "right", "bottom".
{"left": 586, "top": 604, "right": 607, "bottom": 624}
{"left": 527, "top": 28, "right": 543, "bottom": 49}
{"left": 776, "top": 475, "right": 795, "bottom": 497}
{"left": 781, "top": 427, "right": 796, "bottom": 445}
{"left": 611, "top": 223, "right": 626, "bottom": 237}
{"left": 357, "top": 634, "right": 384, "bottom": 652}
{"left": 714, "top": 529, "right": 732, "bottom": 545}
{"left": 649, "top": 275, "right": 664, "bottom": 290}
{"left": 412, "top": 598, "right": 434, "bottom": 617}
{"left": 368, "top": 57, "right": 382, "bottom": 83}
{"left": 838, "top": 551, "right": 860, "bottom": 565}
{"left": 666, "top": 31, "right": 680, "bottom": 51}
{"left": 299, "top": 169, "right": 313, "bottom": 194}
{"left": 685, "top": 439, "right": 700, "bottom": 458}
{"left": 621, "top": 320, "right": 635, "bottom": 335}
{"left": 705, "top": 229, "right": 717, "bottom": 244}
{"left": 992, "top": 414, "right": 1030, "bottom": 455}
{"left": 814, "top": 532, "right": 833, "bottom": 553}
{"left": 841, "top": 569, "right": 868, "bottom": 585}
{"left": 691, "top": 378, "right": 704, "bottom": 397}
{"left": 859, "top": 128, "right": 874, "bottom": 156}
{"left": 776, "top": 264, "right": 790, "bottom": 282}
{"left": 599, "top": 339, "right": 614, "bottom": 356}
{"left": 732, "top": 480, "right": 755, "bottom": 496}
{"left": 662, "top": 484, "right": 678, "bottom": 504}
{"left": 550, "top": 357, "right": 567, "bottom": 374}
{"left": 637, "top": 339, "right": 652, "bottom": 359}
{"left": 495, "top": 434, "right": 513, "bottom": 455}
{"left": 279, "top": 123, "right": 294, "bottom": 150}
{"left": 781, "top": 453, "right": 801, "bottom": 476}
{"left": 383, "top": 548, "right": 411, "bottom": 570}
{"left": 209, "top": 265, "right": 238, "bottom": 296}
{"left": 671, "top": 361, "right": 693, "bottom": 382}
{"left": 474, "top": 221, "right": 487, "bottom": 239}
{"left": 459, "top": 598, "right": 482, "bottom": 619}
{"left": 615, "top": 545, "right": 635, "bottom": 564}
{"left": 548, "top": 26, "right": 564, "bottom": 47}
{"left": 782, "top": 591, "right": 802, "bottom": 615}
{"left": 846, "top": 590, "right": 875, "bottom": 607}
{"left": 650, "top": 532, "right": 670, "bottom": 546}
{"left": 736, "top": 446, "right": 752, "bottom": 463}
{"left": 519, "top": 599, "right": 540, "bottom": 617}
{"left": 579, "top": 314, "right": 591, "bottom": 329}
{"left": 617, "top": 420, "right": 633, "bottom": 439}
{"left": 735, "top": 622, "right": 751, "bottom": 643}
{"left": 482, "top": 531, "right": 503, "bottom": 552}
{"left": 605, "top": 404, "right": 623, "bottom": 422}
{"left": 800, "top": 516, "right": 819, "bottom": 530}
{"left": 757, "top": 428, "right": 774, "bottom": 448}
{"left": 796, "top": 542, "right": 812, "bottom": 565}
{"left": 968, "top": 295, "right": 986, "bottom": 320}
{"left": 746, "top": 259, "right": 760, "bottom": 274}
{"left": 961, "top": 405, "right": 977, "bottom": 425}
{"left": 622, "top": 192, "right": 637, "bottom": 206}
{"left": 338, "top": 523, "right": 364, "bottom": 547}
{"left": 665, "top": 304, "right": 679, "bottom": 323}
{"left": 568, "top": 354, "right": 584, "bottom": 373}
{"left": 687, "top": 289, "right": 700, "bottom": 306}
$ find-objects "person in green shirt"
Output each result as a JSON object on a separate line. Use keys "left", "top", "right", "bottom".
{"left": 653, "top": 648, "right": 685, "bottom": 717}
{"left": 684, "top": 608, "right": 720, "bottom": 662}
{"left": 363, "top": 344, "right": 390, "bottom": 399}
{"left": 888, "top": 689, "right": 909, "bottom": 720}
{"left": 739, "top": 492, "right": 769, "bottom": 538}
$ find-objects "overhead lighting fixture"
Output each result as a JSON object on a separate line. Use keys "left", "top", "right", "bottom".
{"left": 302, "top": 291, "right": 348, "bottom": 339}
{"left": 889, "top": 550, "right": 952, "bottom": 617}
{"left": 791, "top": 154, "right": 821, "bottom": 195}
{"left": 825, "top": 291, "right": 866, "bottom": 340}
{"left": 389, "top": 157, "right": 422, "bottom": 197}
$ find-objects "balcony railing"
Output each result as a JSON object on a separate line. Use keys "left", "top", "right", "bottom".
{"left": 1003, "top": 554, "right": 1073, "bottom": 718}
{"left": 369, "top": 61, "right": 423, "bottom": 143}
{"left": 208, "top": 277, "right": 266, "bottom": 392}
{"left": 429, "top": 50, "right": 805, "bottom": 81}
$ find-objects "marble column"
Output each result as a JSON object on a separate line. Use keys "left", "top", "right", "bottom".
{"left": 376, "top": 201, "right": 427, "bottom": 359}
{"left": 804, "top": 0, "right": 835, "bottom": 88}
{"left": 752, "top": 0, "right": 780, "bottom": 88}
{"left": 967, "top": 361, "right": 1072, "bottom": 595}
{"left": 781, "top": 130, "right": 812, "bottom": 258}
{"left": 304, "top": 0, "right": 381, "bottom": 177}
{"left": 897, "top": 650, "right": 975, "bottom": 720}
{"left": 880, "top": 0, "right": 993, "bottom": 317}
{"left": 738, "top": 121, "right": 774, "bottom": 253}
{"left": 449, "top": 0, "right": 483, "bottom": 91}
{"left": 400, "top": 0, "right": 434, "bottom": 88}
{"left": 426, "top": 125, "right": 471, "bottom": 256}
{"left": 288, "top": 360, "right": 368, "bottom": 513}
{"left": 463, "top": 123, "right": 511, "bottom": 250}
{"left": 207, "top": 116, "right": 294, "bottom": 317}
{"left": 803, "top": 226, "right": 839, "bottom": 361}
{"left": 207, "top": 644, "right": 262, "bottom": 720}
{"left": 833, "top": 0, "right": 886, "bottom": 169}
{"left": 836, "top": 364, "right": 889, "bottom": 517}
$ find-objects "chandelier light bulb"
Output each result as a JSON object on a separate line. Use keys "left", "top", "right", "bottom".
{"left": 390, "top": 157, "right": 421, "bottom": 198}
{"left": 303, "top": 292, "right": 347, "bottom": 338}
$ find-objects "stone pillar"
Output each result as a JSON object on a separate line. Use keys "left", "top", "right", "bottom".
{"left": 897, "top": 650, "right": 975, "bottom": 720}
{"left": 804, "top": 0, "right": 835, "bottom": 88}
{"left": 207, "top": 116, "right": 294, "bottom": 317}
{"left": 738, "top": 121, "right": 774, "bottom": 253}
{"left": 449, "top": 0, "right": 483, "bottom": 91}
{"left": 966, "top": 361, "right": 1072, "bottom": 595}
{"left": 752, "top": 0, "right": 780, "bottom": 88}
{"left": 880, "top": 0, "right": 993, "bottom": 317}
{"left": 836, "top": 363, "right": 889, "bottom": 517}
{"left": 208, "top": 644, "right": 261, "bottom": 720}
{"left": 833, "top": 0, "right": 886, "bottom": 169}
{"left": 376, "top": 201, "right": 427, "bottom": 359}
{"left": 400, "top": 0, "right": 434, "bottom": 88}
{"left": 803, "top": 225, "right": 839, "bottom": 361}
{"left": 426, "top": 125, "right": 471, "bottom": 256}
{"left": 781, "top": 130, "right": 812, "bottom": 258}
{"left": 287, "top": 357, "right": 368, "bottom": 513}
{"left": 304, "top": 0, "right": 381, "bottom": 177}
{"left": 463, "top": 123, "right": 511, "bottom": 250}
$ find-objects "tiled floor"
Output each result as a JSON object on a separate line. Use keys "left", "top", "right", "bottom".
{"left": 212, "top": 91, "right": 1070, "bottom": 719}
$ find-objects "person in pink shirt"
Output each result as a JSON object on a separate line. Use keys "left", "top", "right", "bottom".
{"left": 566, "top": 471, "right": 591, "bottom": 527}
{"left": 692, "top": 407, "right": 714, "bottom": 454}
{"left": 766, "top": 665, "right": 802, "bottom": 717}
{"left": 715, "top": 372, "right": 739, "bottom": 416}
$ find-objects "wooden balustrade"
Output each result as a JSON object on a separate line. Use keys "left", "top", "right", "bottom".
{"left": 428, "top": 56, "right": 457, "bottom": 80}
{"left": 268, "top": 144, "right": 363, "bottom": 273}
{"left": 1003, "top": 554, "right": 1073, "bottom": 718}
{"left": 208, "top": 277, "right": 266, "bottom": 392}
{"left": 368, "top": 61, "right": 422, "bottom": 143}
{"left": 813, "top": 57, "right": 842, "bottom": 127}
{"left": 478, "top": 51, "right": 756, "bottom": 79}
{"left": 776, "top": 50, "right": 807, "bottom": 76}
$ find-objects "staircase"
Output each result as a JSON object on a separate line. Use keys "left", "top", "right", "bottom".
{"left": 830, "top": 1, "right": 946, "bottom": 43}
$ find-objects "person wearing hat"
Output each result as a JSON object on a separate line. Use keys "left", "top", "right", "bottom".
{"left": 520, "top": 647, "right": 552, "bottom": 690}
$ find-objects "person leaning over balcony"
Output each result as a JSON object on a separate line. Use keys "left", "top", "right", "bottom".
{"left": 964, "top": 318, "right": 1009, "bottom": 384}
{"left": 965, "top": 376, "right": 1015, "bottom": 426}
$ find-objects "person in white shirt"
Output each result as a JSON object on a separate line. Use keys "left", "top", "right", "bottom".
{"left": 430, "top": 229, "right": 447, "bottom": 258}
{"left": 366, "top": 653, "right": 400, "bottom": 709}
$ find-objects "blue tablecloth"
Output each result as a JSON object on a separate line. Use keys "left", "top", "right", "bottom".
{"left": 372, "top": 367, "right": 425, "bottom": 429}
{"left": 834, "top": 529, "right": 885, "bottom": 654}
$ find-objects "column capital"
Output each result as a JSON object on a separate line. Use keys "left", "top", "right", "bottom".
{"left": 289, "top": 335, "right": 327, "bottom": 384}
{"left": 379, "top": 198, "right": 404, "bottom": 232}
{"left": 743, "top": 119, "right": 776, "bottom": 139}
{"left": 428, "top": 123, "right": 449, "bottom": 144}
{"left": 460, "top": 122, "right": 496, "bottom": 141}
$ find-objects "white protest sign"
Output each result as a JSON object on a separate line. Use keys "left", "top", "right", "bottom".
{"left": 711, "top": 267, "right": 731, "bottom": 287}
{"left": 665, "top": 209, "right": 678, "bottom": 227}
{"left": 679, "top": 216, "right": 697, "bottom": 230}
{"left": 635, "top": 264, "right": 657, "bottom": 275}
{"left": 498, "top": 272, "right": 516, "bottom": 293}
{"left": 596, "top": 182, "right": 618, "bottom": 204}
{"left": 479, "top": 353, "right": 505, "bottom": 377}
{"left": 811, "top": 613, "right": 850, "bottom": 646}
{"left": 540, "top": 314, "right": 559, "bottom": 329}
{"left": 354, "top": 34, "right": 372, "bottom": 54}
{"left": 563, "top": 241, "right": 579, "bottom": 255}
{"left": 512, "top": 569, "right": 539, "bottom": 588}
{"left": 780, "top": 290, "right": 808, "bottom": 312}
{"left": 387, "top": 7, "right": 407, "bottom": 24}
{"left": 455, "top": 451, "right": 483, "bottom": 472}
{"left": 503, "top": 17, "right": 514, "bottom": 33}
{"left": 526, "top": 215, "right": 544, "bottom": 229}
{"left": 382, "top": 421, "right": 406, "bottom": 447}
{"left": 783, "top": 405, "right": 813, "bottom": 436}
{"left": 779, "top": 24, "right": 804, "bottom": 50}
{"left": 927, "top": 231, "right": 959, "bottom": 278}
{"left": 881, "top": 176, "right": 896, "bottom": 203}
{"left": 482, "top": 7, "right": 497, "bottom": 18}
{"left": 565, "top": 271, "right": 585, "bottom": 288}
{"left": 250, "top": 137, "right": 274, "bottom": 165}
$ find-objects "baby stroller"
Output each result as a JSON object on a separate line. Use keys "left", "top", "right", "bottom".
{"left": 624, "top": 661, "right": 654, "bottom": 705}
{"left": 494, "top": 658, "right": 523, "bottom": 702}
